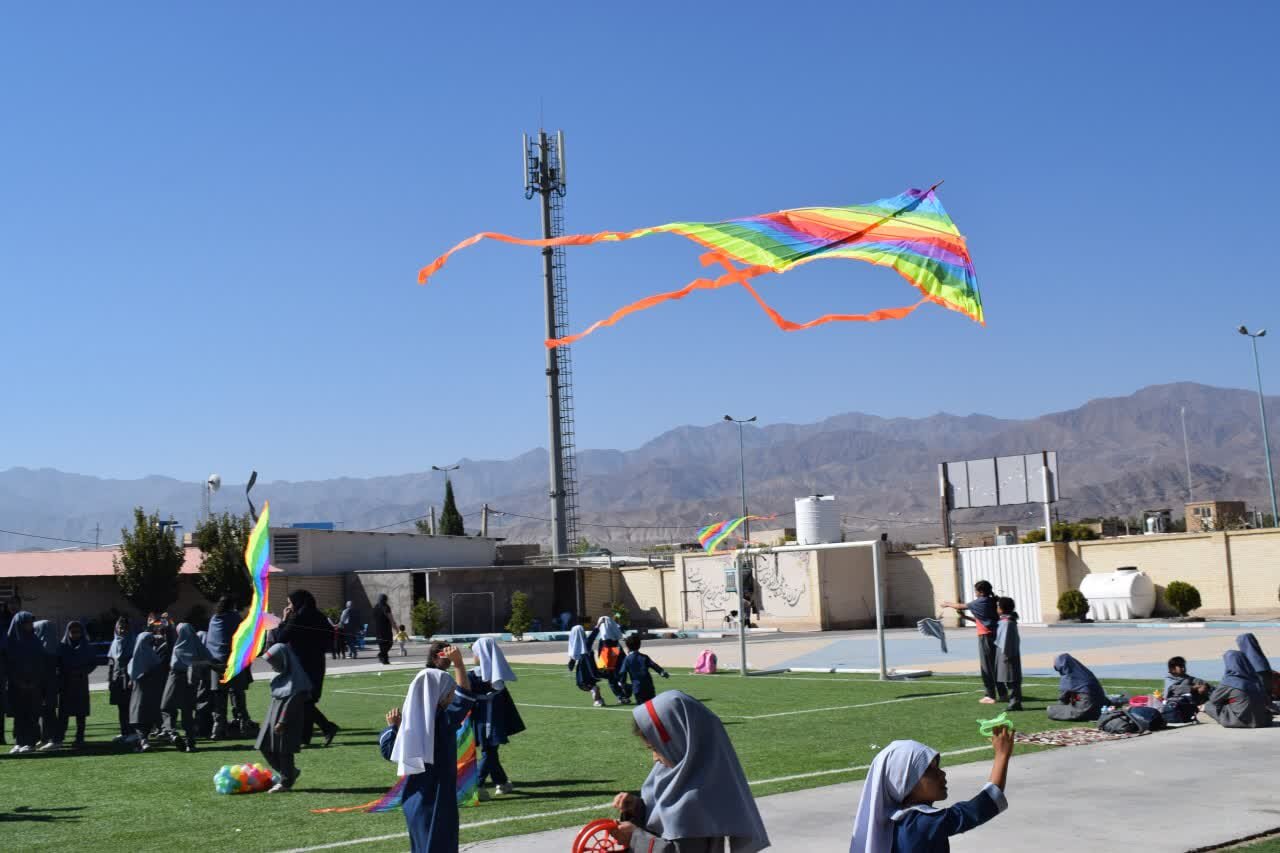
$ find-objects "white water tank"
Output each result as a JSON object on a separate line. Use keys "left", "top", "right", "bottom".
{"left": 795, "top": 495, "right": 840, "bottom": 545}
{"left": 1078, "top": 567, "right": 1156, "bottom": 620}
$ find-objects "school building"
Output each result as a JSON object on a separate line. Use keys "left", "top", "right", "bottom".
{"left": 584, "top": 526, "right": 1280, "bottom": 631}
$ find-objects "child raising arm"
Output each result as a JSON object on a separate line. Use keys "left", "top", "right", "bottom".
{"left": 850, "top": 726, "right": 1013, "bottom": 852}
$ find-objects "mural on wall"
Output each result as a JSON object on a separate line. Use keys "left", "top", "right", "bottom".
{"left": 683, "top": 550, "right": 810, "bottom": 623}
{"left": 752, "top": 552, "right": 810, "bottom": 616}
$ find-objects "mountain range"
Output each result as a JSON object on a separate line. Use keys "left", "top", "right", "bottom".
{"left": 2, "top": 382, "right": 1277, "bottom": 552}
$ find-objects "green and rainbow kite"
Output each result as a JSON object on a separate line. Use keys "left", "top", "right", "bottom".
{"left": 417, "top": 186, "right": 982, "bottom": 347}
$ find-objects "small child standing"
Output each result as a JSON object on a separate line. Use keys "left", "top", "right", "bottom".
{"left": 53, "top": 621, "right": 98, "bottom": 750}
{"left": 396, "top": 624, "right": 410, "bottom": 657}
{"left": 257, "top": 642, "right": 311, "bottom": 792}
{"left": 850, "top": 727, "right": 1013, "bottom": 852}
{"left": 107, "top": 617, "right": 135, "bottom": 742}
{"left": 995, "top": 598, "right": 1022, "bottom": 712}
{"left": 617, "top": 635, "right": 669, "bottom": 705}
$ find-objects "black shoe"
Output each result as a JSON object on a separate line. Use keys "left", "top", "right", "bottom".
{"left": 185, "top": 739, "right": 197, "bottom": 752}
{"left": 323, "top": 724, "right": 339, "bottom": 748}
{"left": 1006, "top": 704, "right": 1023, "bottom": 712}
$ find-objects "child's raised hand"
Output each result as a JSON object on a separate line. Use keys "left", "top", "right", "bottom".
{"left": 991, "top": 725, "right": 1014, "bottom": 759}
{"left": 386, "top": 707, "right": 402, "bottom": 727}
{"left": 611, "top": 792, "right": 639, "bottom": 814}
{"left": 443, "top": 645, "right": 464, "bottom": 665}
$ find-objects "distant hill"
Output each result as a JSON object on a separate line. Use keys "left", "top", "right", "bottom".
{"left": 2, "top": 382, "right": 1276, "bottom": 551}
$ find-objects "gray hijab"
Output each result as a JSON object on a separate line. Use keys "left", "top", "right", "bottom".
{"left": 265, "top": 642, "right": 312, "bottom": 699}
{"left": 128, "top": 632, "right": 163, "bottom": 681}
{"left": 33, "top": 619, "right": 58, "bottom": 654}
{"left": 170, "top": 623, "right": 213, "bottom": 670}
{"left": 633, "top": 691, "right": 769, "bottom": 852}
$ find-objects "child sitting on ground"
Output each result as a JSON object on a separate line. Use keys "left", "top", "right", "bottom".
{"left": 1165, "top": 656, "right": 1211, "bottom": 706}
{"left": 850, "top": 726, "right": 1013, "bottom": 852}
{"left": 610, "top": 691, "right": 769, "bottom": 852}
{"left": 396, "top": 624, "right": 410, "bottom": 657}
{"left": 1045, "top": 654, "right": 1107, "bottom": 722}
{"left": 995, "top": 598, "right": 1022, "bottom": 713}
{"left": 617, "top": 635, "right": 669, "bottom": 705}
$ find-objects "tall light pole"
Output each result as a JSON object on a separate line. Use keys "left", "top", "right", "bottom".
{"left": 723, "top": 414, "right": 756, "bottom": 676}
{"left": 431, "top": 464, "right": 461, "bottom": 485}
{"left": 1239, "top": 327, "right": 1279, "bottom": 526}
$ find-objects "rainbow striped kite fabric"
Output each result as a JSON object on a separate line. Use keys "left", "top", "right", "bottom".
{"left": 417, "top": 186, "right": 982, "bottom": 347}
{"left": 456, "top": 713, "right": 479, "bottom": 807}
{"left": 311, "top": 713, "right": 480, "bottom": 815}
{"left": 221, "top": 501, "right": 272, "bottom": 684}
{"left": 697, "top": 516, "right": 773, "bottom": 553}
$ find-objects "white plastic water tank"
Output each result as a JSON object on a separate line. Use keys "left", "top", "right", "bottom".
{"left": 795, "top": 495, "right": 840, "bottom": 545}
{"left": 1078, "top": 567, "right": 1157, "bottom": 620}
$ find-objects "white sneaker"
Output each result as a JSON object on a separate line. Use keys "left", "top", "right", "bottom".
{"left": 8, "top": 745, "right": 20, "bottom": 755}
{"left": 14, "top": 745, "right": 33, "bottom": 754}
{"left": 39, "top": 741, "right": 62, "bottom": 752}
{"left": 494, "top": 783, "right": 514, "bottom": 795}
{"left": 593, "top": 699, "right": 605, "bottom": 707}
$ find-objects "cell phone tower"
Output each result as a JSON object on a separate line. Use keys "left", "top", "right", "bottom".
{"left": 524, "top": 129, "right": 579, "bottom": 558}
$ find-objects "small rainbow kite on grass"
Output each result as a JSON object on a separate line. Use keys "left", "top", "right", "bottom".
{"left": 221, "top": 501, "right": 273, "bottom": 684}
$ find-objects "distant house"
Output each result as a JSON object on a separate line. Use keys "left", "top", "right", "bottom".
{"left": 1185, "top": 500, "right": 1248, "bottom": 532}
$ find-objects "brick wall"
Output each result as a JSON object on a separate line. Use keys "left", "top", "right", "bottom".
{"left": 616, "top": 567, "right": 668, "bottom": 627}
{"left": 1219, "top": 529, "right": 1280, "bottom": 614}
{"left": 1066, "top": 533, "right": 1230, "bottom": 616}
{"left": 885, "top": 548, "right": 959, "bottom": 622}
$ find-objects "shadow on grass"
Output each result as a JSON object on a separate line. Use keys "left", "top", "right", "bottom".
{"left": 501, "top": 789, "right": 619, "bottom": 801}
{"left": 305, "top": 786, "right": 404, "bottom": 795}
{"left": 0, "top": 805, "right": 85, "bottom": 823}
{"left": 512, "top": 779, "right": 612, "bottom": 788}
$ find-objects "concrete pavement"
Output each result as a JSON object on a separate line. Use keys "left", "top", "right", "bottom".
{"left": 461, "top": 723, "right": 1280, "bottom": 852}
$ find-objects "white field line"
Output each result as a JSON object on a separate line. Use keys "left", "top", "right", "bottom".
{"left": 733, "top": 690, "right": 977, "bottom": 719}
{"left": 333, "top": 687, "right": 981, "bottom": 719}
{"left": 272, "top": 744, "right": 996, "bottom": 853}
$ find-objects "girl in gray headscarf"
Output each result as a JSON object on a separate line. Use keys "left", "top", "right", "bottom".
{"left": 257, "top": 643, "right": 313, "bottom": 792}
{"left": 611, "top": 691, "right": 770, "bottom": 852}
{"left": 50, "top": 621, "right": 99, "bottom": 750}
{"left": 127, "top": 624, "right": 169, "bottom": 751}
{"left": 107, "top": 617, "right": 136, "bottom": 741}
{"left": 32, "top": 620, "right": 59, "bottom": 748}
{"left": 160, "top": 623, "right": 213, "bottom": 752}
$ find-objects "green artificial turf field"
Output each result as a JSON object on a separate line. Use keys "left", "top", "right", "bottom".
{"left": 4, "top": 665, "right": 1161, "bottom": 852}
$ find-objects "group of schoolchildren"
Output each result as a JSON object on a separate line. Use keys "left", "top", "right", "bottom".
{"left": 566, "top": 615, "right": 669, "bottom": 707}
{"left": 2, "top": 596, "right": 258, "bottom": 755}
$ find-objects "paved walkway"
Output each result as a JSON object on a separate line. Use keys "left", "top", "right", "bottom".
{"left": 462, "top": 723, "right": 1280, "bottom": 852}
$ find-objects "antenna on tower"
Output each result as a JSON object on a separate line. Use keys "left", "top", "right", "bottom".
{"left": 524, "top": 129, "right": 580, "bottom": 559}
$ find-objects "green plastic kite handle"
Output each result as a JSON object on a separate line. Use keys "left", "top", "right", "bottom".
{"left": 976, "top": 711, "right": 1014, "bottom": 737}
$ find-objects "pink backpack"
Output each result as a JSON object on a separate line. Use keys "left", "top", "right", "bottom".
{"left": 694, "top": 649, "right": 718, "bottom": 674}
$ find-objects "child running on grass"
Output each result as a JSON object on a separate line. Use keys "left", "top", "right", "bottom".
{"left": 610, "top": 691, "right": 770, "bottom": 851}
{"left": 849, "top": 726, "right": 1014, "bottom": 852}
{"left": 617, "top": 634, "right": 669, "bottom": 705}
{"left": 257, "top": 642, "right": 311, "bottom": 792}
{"left": 567, "top": 624, "right": 606, "bottom": 707}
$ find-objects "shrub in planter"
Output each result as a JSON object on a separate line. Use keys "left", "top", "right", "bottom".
{"left": 1057, "top": 589, "right": 1090, "bottom": 621}
{"left": 1164, "top": 581, "right": 1202, "bottom": 618}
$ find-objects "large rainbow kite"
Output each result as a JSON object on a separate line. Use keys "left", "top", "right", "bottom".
{"left": 417, "top": 186, "right": 982, "bottom": 347}
{"left": 698, "top": 515, "right": 775, "bottom": 553}
{"left": 221, "top": 501, "right": 272, "bottom": 684}
{"left": 311, "top": 714, "right": 481, "bottom": 815}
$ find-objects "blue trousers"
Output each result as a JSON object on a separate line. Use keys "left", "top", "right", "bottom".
{"left": 478, "top": 743, "right": 508, "bottom": 786}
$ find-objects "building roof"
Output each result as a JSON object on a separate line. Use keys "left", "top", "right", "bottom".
{"left": 0, "top": 546, "right": 206, "bottom": 579}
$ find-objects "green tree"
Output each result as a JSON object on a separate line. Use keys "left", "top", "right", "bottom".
{"left": 1057, "top": 589, "right": 1090, "bottom": 621}
{"left": 574, "top": 537, "right": 593, "bottom": 554}
{"left": 505, "top": 591, "right": 533, "bottom": 639}
{"left": 192, "top": 511, "right": 253, "bottom": 606}
{"left": 412, "top": 598, "right": 443, "bottom": 638}
{"left": 1021, "top": 522, "right": 1101, "bottom": 544}
{"left": 1164, "top": 581, "right": 1202, "bottom": 617}
{"left": 414, "top": 515, "right": 433, "bottom": 535}
{"left": 438, "top": 480, "right": 465, "bottom": 536}
{"left": 112, "top": 507, "right": 186, "bottom": 613}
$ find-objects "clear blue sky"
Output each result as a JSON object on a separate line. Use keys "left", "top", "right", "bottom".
{"left": 3, "top": 3, "right": 1277, "bottom": 482}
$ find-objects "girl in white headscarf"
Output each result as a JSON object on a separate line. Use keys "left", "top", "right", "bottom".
{"left": 849, "top": 727, "right": 1013, "bottom": 853}
{"left": 568, "top": 624, "right": 605, "bottom": 707}
{"left": 461, "top": 637, "right": 525, "bottom": 796}
{"left": 612, "top": 691, "right": 770, "bottom": 852}
{"left": 596, "top": 616, "right": 628, "bottom": 702}
{"left": 382, "top": 667, "right": 468, "bottom": 853}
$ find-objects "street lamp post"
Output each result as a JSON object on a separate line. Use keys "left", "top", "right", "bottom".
{"left": 1238, "top": 327, "right": 1279, "bottom": 527}
{"left": 723, "top": 414, "right": 757, "bottom": 676}
{"left": 431, "top": 463, "right": 461, "bottom": 484}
